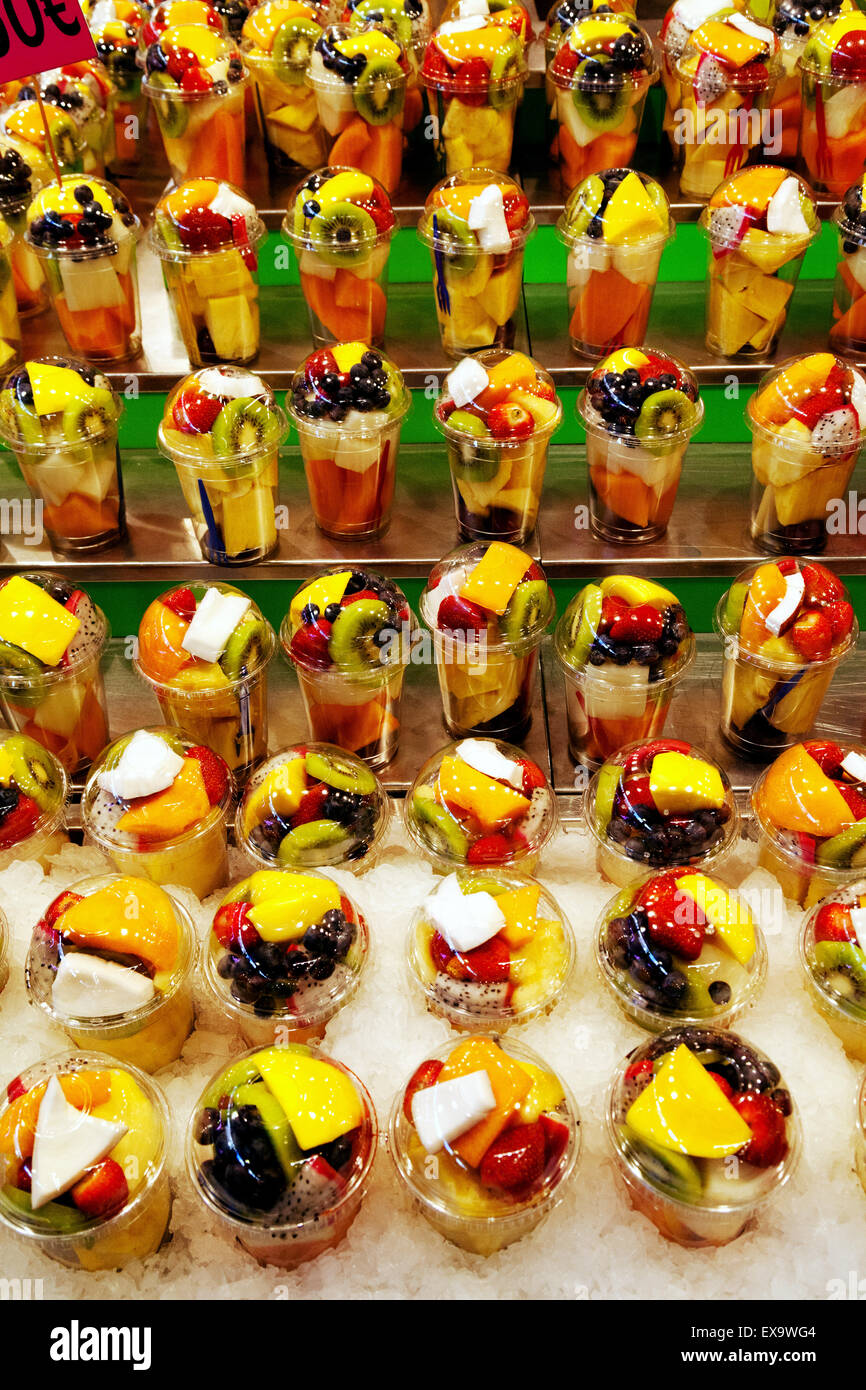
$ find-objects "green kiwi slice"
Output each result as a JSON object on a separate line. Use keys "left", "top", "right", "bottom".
{"left": 594, "top": 762, "right": 622, "bottom": 836}
{"left": 430, "top": 207, "right": 478, "bottom": 277}
{"left": 633, "top": 388, "right": 694, "bottom": 444}
{"left": 52, "top": 114, "right": 82, "bottom": 171}
{"left": 564, "top": 582, "right": 603, "bottom": 666}
{"left": 211, "top": 397, "right": 279, "bottom": 456}
{"left": 489, "top": 45, "right": 522, "bottom": 109}
{"left": 500, "top": 579, "right": 550, "bottom": 644}
{"left": 62, "top": 388, "right": 116, "bottom": 445}
{"left": 0, "top": 645, "right": 46, "bottom": 706}
{"left": 154, "top": 209, "right": 183, "bottom": 252}
{"left": 148, "top": 72, "right": 189, "bottom": 139}
{"left": 220, "top": 613, "right": 270, "bottom": 682}
{"left": 572, "top": 57, "right": 627, "bottom": 133}
{"left": 272, "top": 16, "right": 321, "bottom": 86}
{"left": 327, "top": 599, "right": 392, "bottom": 675}
{"left": 448, "top": 439, "right": 500, "bottom": 484}
{"left": 618, "top": 1125, "right": 702, "bottom": 1202}
{"left": 6, "top": 733, "right": 62, "bottom": 810}
{"left": 277, "top": 819, "right": 350, "bottom": 862}
{"left": 353, "top": 54, "right": 404, "bottom": 125}
{"left": 1, "top": 395, "right": 43, "bottom": 449}
{"left": 305, "top": 747, "right": 377, "bottom": 794}
{"left": 309, "top": 199, "right": 377, "bottom": 267}
{"left": 567, "top": 173, "right": 604, "bottom": 237}
{"left": 412, "top": 793, "right": 469, "bottom": 858}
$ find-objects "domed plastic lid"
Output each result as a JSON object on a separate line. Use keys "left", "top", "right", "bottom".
{"left": 751, "top": 738, "right": 866, "bottom": 864}
{"left": 746, "top": 353, "right": 866, "bottom": 455}
{"left": 142, "top": 23, "right": 245, "bottom": 94}
{"left": 421, "top": 15, "right": 526, "bottom": 91}
{"left": 677, "top": 8, "right": 779, "bottom": 86}
{"left": 283, "top": 165, "right": 396, "bottom": 259}
{"left": 715, "top": 559, "right": 857, "bottom": 670}
{"left": 151, "top": 178, "right": 265, "bottom": 259}
{"left": 281, "top": 566, "right": 413, "bottom": 677}
{"left": 834, "top": 174, "right": 866, "bottom": 248}
{"left": 554, "top": 574, "right": 694, "bottom": 678}
{"left": 0, "top": 136, "right": 46, "bottom": 204}
{"left": 801, "top": 877, "right": 866, "bottom": 1021}
{"left": 0, "top": 728, "right": 68, "bottom": 843}
{"left": 288, "top": 340, "right": 409, "bottom": 433}
{"left": 581, "top": 346, "right": 702, "bottom": 445}
{"left": 309, "top": 21, "right": 408, "bottom": 90}
{"left": 142, "top": 0, "right": 227, "bottom": 46}
{"left": 607, "top": 1026, "right": 799, "bottom": 1210}
{"left": 550, "top": 12, "right": 656, "bottom": 90}
{"left": 3, "top": 101, "right": 83, "bottom": 165}
{"left": 434, "top": 348, "right": 561, "bottom": 443}
{"left": 544, "top": 0, "right": 636, "bottom": 56}
{"left": 240, "top": 0, "right": 323, "bottom": 68}
{"left": 0, "top": 358, "right": 122, "bottom": 450}
{"left": 0, "top": 572, "right": 108, "bottom": 688}
{"left": 801, "top": 9, "right": 866, "bottom": 78}
{"left": 91, "top": 15, "right": 141, "bottom": 54}
{"left": 345, "top": 0, "right": 431, "bottom": 53}
{"left": 422, "top": 540, "right": 554, "bottom": 652}
{"left": 557, "top": 167, "right": 671, "bottom": 247}
{"left": 135, "top": 581, "right": 275, "bottom": 689}
{"left": 25, "top": 175, "right": 138, "bottom": 259}
{"left": 418, "top": 167, "right": 533, "bottom": 250}
{"left": 699, "top": 166, "right": 819, "bottom": 248}
{"left": 159, "top": 365, "right": 288, "bottom": 464}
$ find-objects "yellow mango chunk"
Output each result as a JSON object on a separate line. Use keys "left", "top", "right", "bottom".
{"left": 438, "top": 755, "right": 530, "bottom": 831}
{"left": 246, "top": 871, "right": 341, "bottom": 941}
{"left": 626, "top": 1045, "right": 752, "bottom": 1158}
{"left": 243, "top": 757, "right": 307, "bottom": 834}
{"left": 496, "top": 883, "right": 540, "bottom": 947}
{"left": 650, "top": 752, "right": 725, "bottom": 815}
{"left": 289, "top": 572, "right": 352, "bottom": 630}
{"left": 676, "top": 872, "right": 756, "bottom": 965}
{"left": 257, "top": 1051, "right": 363, "bottom": 1149}
{"left": 458, "top": 541, "right": 531, "bottom": 616}
{"left": 0, "top": 574, "right": 80, "bottom": 666}
{"left": 438, "top": 1037, "right": 532, "bottom": 1169}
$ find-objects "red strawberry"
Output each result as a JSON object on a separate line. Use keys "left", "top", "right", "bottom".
{"left": 0, "top": 794, "right": 41, "bottom": 849}
{"left": 6, "top": 1076, "right": 25, "bottom": 1102}
{"left": 305, "top": 347, "right": 338, "bottom": 384}
{"left": 290, "top": 783, "right": 330, "bottom": 828}
{"left": 790, "top": 609, "right": 834, "bottom": 660}
{"left": 825, "top": 599, "right": 854, "bottom": 641}
{"left": 624, "top": 1058, "right": 653, "bottom": 1082}
{"left": 794, "top": 830, "right": 816, "bottom": 863}
{"left": 540, "top": 1113, "right": 570, "bottom": 1166}
{"left": 805, "top": 739, "right": 844, "bottom": 775}
{"left": 430, "top": 931, "right": 454, "bottom": 974}
{"left": 839, "top": 784, "right": 866, "bottom": 820}
{"left": 437, "top": 595, "right": 487, "bottom": 635}
{"left": 339, "top": 894, "right": 355, "bottom": 923}
{"left": 637, "top": 871, "right": 705, "bottom": 961}
{"left": 730, "top": 1091, "right": 788, "bottom": 1168}
{"left": 600, "top": 594, "right": 629, "bottom": 629}
{"left": 445, "top": 934, "right": 511, "bottom": 982}
{"left": 488, "top": 402, "right": 534, "bottom": 440}
{"left": 813, "top": 901, "right": 856, "bottom": 943}
{"left": 172, "top": 383, "right": 222, "bottom": 435}
{"left": 290, "top": 620, "right": 332, "bottom": 670}
{"left": 403, "top": 1059, "right": 444, "bottom": 1121}
{"left": 608, "top": 603, "right": 664, "bottom": 644}
{"left": 163, "top": 586, "right": 197, "bottom": 621}
{"left": 71, "top": 1158, "right": 128, "bottom": 1219}
{"left": 775, "top": 556, "right": 798, "bottom": 574}
{"left": 180, "top": 64, "right": 212, "bottom": 91}
{"left": 480, "top": 1121, "right": 546, "bottom": 1191}
{"left": 342, "top": 588, "right": 380, "bottom": 606}
{"left": 709, "top": 1071, "right": 734, "bottom": 1099}
{"left": 187, "top": 746, "right": 229, "bottom": 805}
{"left": 466, "top": 833, "right": 512, "bottom": 864}
{"left": 421, "top": 43, "right": 451, "bottom": 84}
{"left": 166, "top": 45, "right": 197, "bottom": 80}
{"left": 212, "top": 901, "right": 258, "bottom": 948}
{"left": 41, "top": 888, "right": 84, "bottom": 927}
{"left": 453, "top": 55, "right": 491, "bottom": 104}
{"left": 623, "top": 773, "right": 656, "bottom": 809}
{"left": 801, "top": 561, "right": 845, "bottom": 608}
{"left": 518, "top": 758, "right": 546, "bottom": 796}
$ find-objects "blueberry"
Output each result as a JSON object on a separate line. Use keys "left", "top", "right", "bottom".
{"left": 708, "top": 980, "right": 732, "bottom": 1005}
{"left": 303, "top": 198, "right": 321, "bottom": 218}
{"left": 309, "top": 956, "right": 336, "bottom": 981}
{"left": 301, "top": 602, "right": 320, "bottom": 625}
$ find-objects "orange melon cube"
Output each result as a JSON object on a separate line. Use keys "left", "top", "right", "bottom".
{"left": 497, "top": 883, "right": 540, "bottom": 947}
{"left": 59, "top": 877, "right": 182, "bottom": 974}
{"left": 116, "top": 757, "right": 211, "bottom": 843}
{"left": 756, "top": 745, "right": 853, "bottom": 838}
{"left": 438, "top": 754, "right": 530, "bottom": 830}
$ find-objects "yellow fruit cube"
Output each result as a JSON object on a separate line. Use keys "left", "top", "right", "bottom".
{"left": 332, "top": 341, "right": 369, "bottom": 373}
{"left": 649, "top": 752, "right": 726, "bottom": 815}
{"left": 626, "top": 1044, "right": 752, "bottom": 1158}
{"left": 497, "top": 883, "right": 540, "bottom": 947}
{"left": 246, "top": 872, "right": 342, "bottom": 941}
{"left": 676, "top": 873, "right": 756, "bottom": 965}
{"left": 0, "top": 574, "right": 81, "bottom": 666}
{"left": 439, "top": 1037, "right": 532, "bottom": 1169}
{"left": 244, "top": 757, "right": 307, "bottom": 833}
{"left": 517, "top": 1060, "right": 565, "bottom": 1123}
{"left": 438, "top": 754, "right": 530, "bottom": 831}
{"left": 458, "top": 540, "right": 531, "bottom": 615}
{"left": 603, "top": 170, "right": 667, "bottom": 245}
{"left": 257, "top": 1051, "right": 363, "bottom": 1149}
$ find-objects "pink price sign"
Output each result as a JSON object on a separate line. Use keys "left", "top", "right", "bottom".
{"left": 0, "top": 0, "right": 96, "bottom": 85}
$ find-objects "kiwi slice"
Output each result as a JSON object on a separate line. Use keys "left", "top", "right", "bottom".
{"left": 221, "top": 613, "right": 270, "bottom": 682}
{"left": 431, "top": 207, "right": 478, "bottom": 277}
{"left": 277, "top": 820, "right": 350, "bottom": 862}
{"left": 814, "top": 940, "right": 866, "bottom": 990}
{"left": 148, "top": 71, "right": 189, "bottom": 139}
{"left": 310, "top": 199, "right": 377, "bottom": 267}
{"left": 412, "top": 793, "right": 469, "bottom": 858}
{"left": 720, "top": 580, "right": 749, "bottom": 635}
{"left": 0, "top": 644, "right": 45, "bottom": 706}
{"left": 7, "top": 733, "right": 61, "bottom": 810}
{"left": 568, "top": 173, "right": 604, "bottom": 236}
{"left": 51, "top": 114, "right": 82, "bottom": 171}
{"left": 62, "top": 388, "right": 116, "bottom": 445}
{"left": 565, "top": 582, "right": 603, "bottom": 665}
{"left": 328, "top": 598, "right": 392, "bottom": 675}
{"left": 3, "top": 397, "right": 43, "bottom": 449}
{"left": 353, "top": 54, "right": 404, "bottom": 125}
{"left": 211, "top": 397, "right": 278, "bottom": 456}
{"left": 154, "top": 209, "right": 183, "bottom": 253}
{"left": 594, "top": 762, "right": 621, "bottom": 836}
{"left": 572, "top": 57, "right": 627, "bottom": 133}
{"left": 500, "top": 579, "right": 550, "bottom": 644}
{"left": 634, "top": 388, "right": 694, "bottom": 445}
{"left": 305, "top": 747, "right": 377, "bottom": 794}
{"left": 273, "top": 16, "right": 321, "bottom": 85}
{"left": 816, "top": 821, "right": 866, "bottom": 869}
{"left": 618, "top": 1125, "right": 702, "bottom": 1202}
{"left": 489, "top": 45, "right": 522, "bottom": 109}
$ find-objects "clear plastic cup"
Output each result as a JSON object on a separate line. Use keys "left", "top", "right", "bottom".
{"left": 25, "top": 874, "right": 196, "bottom": 1073}
{"left": 0, "top": 1052, "right": 172, "bottom": 1270}
{"left": 344, "top": 0, "right": 432, "bottom": 139}
{"left": 242, "top": 0, "right": 327, "bottom": 170}
{"left": 187, "top": 1043, "right": 377, "bottom": 1268}
{"left": 800, "top": 13, "right": 866, "bottom": 197}
{"left": 800, "top": 879, "right": 866, "bottom": 1061}
{"left": 91, "top": 19, "right": 147, "bottom": 170}
{"left": 0, "top": 730, "right": 68, "bottom": 868}
{"left": 307, "top": 24, "right": 408, "bottom": 193}
{"left": 0, "top": 184, "right": 47, "bottom": 318}
{"left": 830, "top": 183, "right": 866, "bottom": 356}
{"left": 606, "top": 1026, "right": 800, "bottom": 1247}
{"left": 0, "top": 214, "right": 21, "bottom": 372}
{"left": 389, "top": 1033, "right": 580, "bottom": 1255}
{"left": 143, "top": 26, "right": 248, "bottom": 185}
{"left": 421, "top": 16, "right": 526, "bottom": 175}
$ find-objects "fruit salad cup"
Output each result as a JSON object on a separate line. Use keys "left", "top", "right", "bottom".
{"left": 92, "top": 17, "right": 147, "bottom": 170}
{"left": 389, "top": 1034, "right": 579, "bottom": 1255}
{"left": 700, "top": 167, "right": 819, "bottom": 358}
{"left": 288, "top": 341, "right": 409, "bottom": 538}
{"left": 83, "top": 727, "right": 235, "bottom": 898}
{"left": 752, "top": 739, "right": 866, "bottom": 906}
{"left": 408, "top": 870, "right": 574, "bottom": 1031}
{"left": 554, "top": 574, "right": 695, "bottom": 768}
{"left": 242, "top": 0, "right": 327, "bottom": 169}
{"left": 418, "top": 169, "right": 534, "bottom": 358}
{"left": 135, "top": 582, "right": 276, "bottom": 780}
{"left": 421, "top": 17, "right": 526, "bottom": 175}
{"left": 307, "top": 24, "right": 408, "bottom": 193}
{"left": 421, "top": 541, "right": 554, "bottom": 742}
{"left": 586, "top": 739, "right": 739, "bottom": 889}
{"left": 281, "top": 567, "right": 413, "bottom": 768}
{"left": 675, "top": 11, "right": 779, "bottom": 200}
{"left": 800, "top": 882, "right": 866, "bottom": 1061}
{"left": 800, "top": 11, "right": 866, "bottom": 197}
{"left": 0, "top": 358, "right": 125, "bottom": 551}
{"left": 0, "top": 1053, "right": 172, "bottom": 1270}
{"left": 549, "top": 13, "right": 656, "bottom": 195}
{"left": 26, "top": 875, "right": 196, "bottom": 1073}
{"left": 830, "top": 176, "right": 866, "bottom": 356}
{"left": 158, "top": 366, "right": 288, "bottom": 565}
{"left": 25, "top": 176, "right": 140, "bottom": 363}
{"left": 0, "top": 731, "right": 67, "bottom": 870}
{"left": 238, "top": 743, "right": 390, "bottom": 869}
{"left": 0, "top": 215, "right": 21, "bottom": 374}
{"left": 140, "top": 0, "right": 228, "bottom": 50}
{"left": 716, "top": 560, "right": 857, "bottom": 760}
{"left": 607, "top": 1027, "right": 799, "bottom": 1247}
{"left": 342, "top": 0, "right": 432, "bottom": 137}
{"left": 0, "top": 138, "right": 48, "bottom": 317}
{"left": 3, "top": 100, "right": 85, "bottom": 178}
{"left": 37, "top": 72, "right": 108, "bottom": 178}
{"left": 579, "top": 347, "right": 703, "bottom": 543}
{"left": 143, "top": 24, "right": 248, "bottom": 185}
{"left": 768, "top": 0, "right": 854, "bottom": 161}
{"left": 205, "top": 869, "right": 369, "bottom": 1046}
{"left": 151, "top": 179, "right": 266, "bottom": 368}
{"left": 658, "top": 0, "right": 721, "bottom": 157}
{"left": 188, "top": 1044, "right": 377, "bottom": 1268}
{"left": 597, "top": 870, "right": 768, "bottom": 1033}
{"left": 434, "top": 350, "right": 562, "bottom": 545}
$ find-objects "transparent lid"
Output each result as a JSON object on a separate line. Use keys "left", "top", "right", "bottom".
{"left": 404, "top": 737, "right": 557, "bottom": 867}
{"left": 0, "top": 1052, "right": 168, "bottom": 1237}
{"left": 700, "top": 166, "right": 818, "bottom": 250}
{"left": 25, "top": 175, "right": 139, "bottom": 258}
{"left": 441, "top": 0, "right": 533, "bottom": 45}
{"left": 240, "top": 0, "right": 324, "bottom": 68}
{"left": 0, "top": 729, "right": 67, "bottom": 844}
{"left": 213, "top": 0, "right": 256, "bottom": 39}
{"left": 288, "top": 340, "right": 409, "bottom": 433}
{"left": 280, "top": 566, "right": 413, "bottom": 677}
{"left": 801, "top": 877, "right": 866, "bottom": 1023}
{"left": 746, "top": 354, "right": 866, "bottom": 456}
{"left": 677, "top": 8, "right": 779, "bottom": 86}
{"left": 715, "top": 558, "right": 857, "bottom": 667}
{"left": 344, "top": 0, "right": 431, "bottom": 53}
{"left": 188, "top": 1043, "right": 377, "bottom": 1228}
{"left": 550, "top": 12, "right": 656, "bottom": 90}
{"left": 135, "top": 581, "right": 275, "bottom": 688}
{"left": 421, "top": 15, "right": 526, "bottom": 91}
{"left": 801, "top": 9, "right": 866, "bottom": 77}
{"left": 586, "top": 738, "right": 739, "bottom": 872}
{"left": 580, "top": 346, "right": 703, "bottom": 445}
{"left": 309, "top": 21, "right": 408, "bottom": 89}
{"left": 142, "top": 22, "right": 245, "bottom": 93}
{"left": 608, "top": 1026, "right": 798, "bottom": 1211}
{"left": 91, "top": 16, "right": 141, "bottom": 61}
{"left": 773, "top": 0, "right": 855, "bottom": 44}
{"left": 159, "top": 365, "right": 288, "bottom": 464}
{"left": 418, "top": 167, "right": 533, "bottom": 250}
{"left": 2, "top": 101, "right": 84, "bottom": 167}
{"left": 205, "top": 866, "right": 369, "bottom": 1025}
{"left": 0, "top": 572, "right": 108, "bottom": 686}
{"left": 835, "top": 174, "right": 866, "bottom": 247}
{"left": 238, "top": 742, "right": 389, "bottom": 867}
{"left": 557, "top": 167, "right": 671, "bottom": 246}
{"left": 434, "top": 348, "right": 561, "bottom": 443}
{"left": 544, "top": 0, "right": 636, "bottom": 57}
{"left": 26, "top": 874, "right": 196, "bottom": 1026}
{"left": 422, "top": 540, "right": 554, "bottom": 651}
{"left": 151, "top": 177, "right": 265, "bottom": 259}
{"left": 0, "top": 358, "right": 122, "bottom": 450}
{"left": 141, "top": 0, "right": 227, "bottom": 46}
{"left": 283, "top": 166, "right": 396, "bottom": 256}
{"left": 554, "top": 574, "right": 694, "bottom": 676}
{"left": 389, "top": 1033, "right": 579, "bottom": 1222}
{"left": 752, "top": 739, "right": 866, "bottom": 865}
{"left": 0, "top": 137, "right": 47, "bottom": 203}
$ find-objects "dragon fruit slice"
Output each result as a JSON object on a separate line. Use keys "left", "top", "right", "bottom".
{"left": 281, "top": 1154, "right": 347, "bottom": 1220}
{"left": 811, "top": 405, "right": 860, "bottom": 456}
{"left": 709, "top": 203, "right": 756, "bottom": 258}
{"left": 62, "top": 590, "right": 103, "bottom": 667}
{"left": 433, "top": 975, "right": 511, "bottom": 1015}
{"left": 693, "top": 51, "right": 727, "bottom": 106}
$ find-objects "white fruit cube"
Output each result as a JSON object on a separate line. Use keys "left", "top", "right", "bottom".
{"left": 425, "top": 872, "right": 505, "bottom": 953}
{"left": 411, "top": 1069, "right": 497, "bottom": 1154}
{"left": 53, "top": 952, "right": 155, "bottom": 1019}
{"left": 31, "top": 1076, "right": 128, "bottom": 1209}
{"left": 182, "top": 587, "right": 250, "bottom": 663}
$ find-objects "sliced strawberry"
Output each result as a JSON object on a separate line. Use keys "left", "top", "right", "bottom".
{"left": 637, "top": 871, "right": 705, "bottom": 961}
{"left": 438, "top": 594, "right": 487, "bottom": 635}
{"left": 540, "top": 1113, "right": 570, "bottom": 1166}
{"left": 805, "top": 739, "right": 844, "bottom": 775}
{"left": 212, "top": 901, "right": 258, "bottom": 947}
{"left": 813, "top": 900, "right": 856, "bottom": 943}
{"left": 790, "top": 609, "right": 834, "bottom": 661}
{"left": 163, "top": 586, "right": 197, "bottom": 621}
{"left": 708, "top": 1070, "right": 734, "bottom": 1099}
{"left": 453, "top": 55, "right": 491, "bottom": 105}
{"left": 608, "top": 603, "right": 664, "bottom": 644}
{"left": 801, "top": 560, "right": 845, "bottom": 608}
{"left": 518, "top": 758, "right": 546, "bottom": 796}
{"left": 730, "top": 1091, "right": 788, "bottom": 1168}
{"left": 430, "top": 931, "right": 454, "bottom": 974}
{"left": 187, "top": 746, "right": 229, "bottom": 805}
{"left": 0, "top": 794, "right": 40, "bottom": 849}
{"left": 290, "top": 782, "right": 329, "bottom": 828}
{"left": 71, "top": 1158, "right": 128, "bottom": 1219}
{"left": 466, "top": 833, "right": 512, "bottom": 864}
{"left": 839, "top": 784, "right": 866, "bottom": 820}
{"left": 480, "top": 1120, "right": 546, "bottom": 1191}
{"left": 445, "top": 934, "right": 511, "bottom": 983}
{"left": 290, "top": 620, "right": 332, "bottom": 670}
{"left": 403, "top": 1059, "right": 444, "bottom": 1122}
{"left": 824, "top": 599, "right": 854, "bottom": 641}
{"left": 180, "top": 64, "right": 212, "bottom": 91}
{"left": 775, "top": 556, "right": 798, "bottom": 574}
{"left": 341, "top": 588, "right": 380, "bottom": 606}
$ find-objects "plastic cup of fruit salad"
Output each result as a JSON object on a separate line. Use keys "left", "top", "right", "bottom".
{"left": 417, "top": 169, "right": 534, "bottom": 359}
{"left": 543, "top": 0, "right": 635, "bottom": 148}
{"left": 766, "top": 0, "right": 852, "bottom": 162}
{"left": 555, "top": 168, "right": 671, "bottom": 360}
{"left": 800, "top": 12, "right": 866, "bottom": 197}
{"left": 82, "top": 727, "right": 235, "bottom": 899}
{"left": 403, "top": 736, "right": 557, "bottom": 871}
{"left": 699, "top": 168, "right": 819, "bottom": 360}
{"left": 421, "top": 541, "right": 554, "bottom": 742}
{"left": 554, "top": 574, "right": 695, "bottom": 768}
{"left": 420, "top": 17, "right": 527, "bottom": 176}
{"left": 0, "top": 1052, "right": 172, "bottom": 1270}
{"left": 830, "top": 176, "right": 866, "bottom": 356}
{"left": 50, "top": 67, "right": 112, "bottom": 175}
{"left": 800, "top": 880, "right": 866, "bottom": 1061}
{"left": 24, "top": 176, "right": 141, "bottom": 363}
{"left": 0, "top": 215, "right": 21, "bottom": 372}
{"left": 188, "top": 1043, "right": 377, "bottom": 1268}
{"left": 752, "top": 739, "right": 866, "bottom": 907}
{"left": 389, "top": 1033, "right": 579, "bottom": 1255}
{"left": 306, "top": 24, "right": 408, "bottom": 194}
{"left": 0, "top": 140, "right": 49, "bottom": 316}
{"left": 150, "top": 178, "right": 266, "bottom": 368}
{"left": 408, "top": 869, "right": 573, "bottom": 1032}
{"left": 585, "top": 739, "right": 739, "bottom": 890}
{"left": 134, "top": 582, "right": 276, "bottom": 781}
{"left": 596, "top": 870, "right": 767, "bottom": 1034}
{"left": 288, "top": 341, "right": 410, "bottom": 539}
{"left": 237, "top": 742, "right": 390, "bottom": 870}
{"left": 434, "top": 350, "right": 562, "bottom": 546}
{"left": 578, "top": 347, "right": 703, "bottom": 544}
{"left": 93, "top": 19, "right": 148, "bottom": 171}
{"left": 204, "top": 868, "right": 370, "bottom": 1047}
{"left": 158, "top": 365, "right": 288, "bottom": 565}
{"left": 714, "top": 560, "right": 858, "bottom": 760}
{"left": 343, "top": 0, "right": 432, "bottom": 139}
{"left": 675, "top": 14, "right": 779, "bottom": 200}
{"left": 607, "top": 1026, "right": 799, "bottom": 1247}
{"left": 0, "top": 573, "right": 110, "bottom": 776}
{"left": 4, "top": 98, "right": 85, "bottom": 181}
{"left": 549, "top": 14, "right": 656, "bottom": 196}
{"left": 0, "top": 731, "right": 68, "bottom": 869}
{"left": 281, "top": 567, "right": 413, "bottom": 769}
{"left": 241, "top": 0, "right": 327, "bottom": 170}
{"left": 142, "top": 26, "right": 248, "bottom": 185}
{"left": 26, "top": 874, "right": 196, "bottom": 1072}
